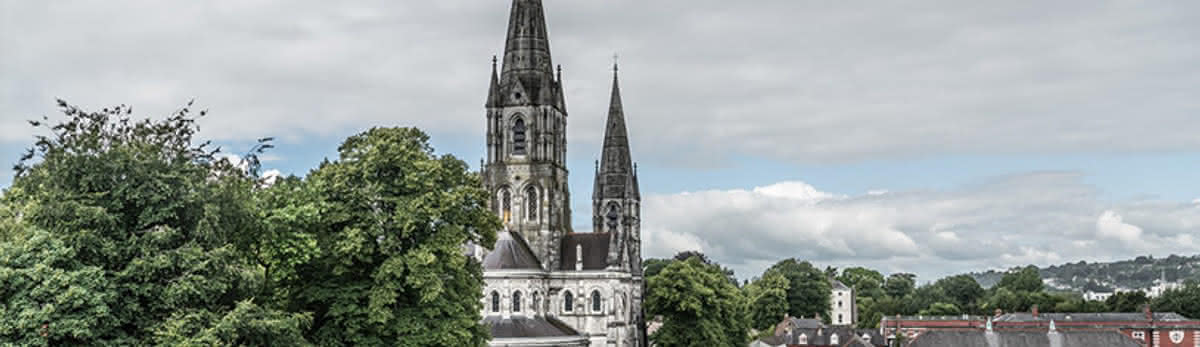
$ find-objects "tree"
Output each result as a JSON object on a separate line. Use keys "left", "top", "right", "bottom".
{"left": 646, "top": 258, "right": 748, "bottom": 347}
{"left": 672, "top": 251, "right": 737, "bottom": 287}
{"left": 1152, "top": 282, "right": 1200, "bottom": 319}
{"left": 918, "top": 302, "right": 962, "bottom": 316}
{"left": 643, "top": 258, "right": 671, "bottom": 278}
{"left": 934, "top": 275, "right": 985, "bottom": 312}
{"left": 745, "top": 271, "right": 791, "bottom": 332}
{"left": 1, "top": 101, "right": 308, "bottom": 345}
{"left": 996, "top": 266, "right": 1043, "bottom": 293}
{"left": 1106, "top": 291, "right": 1149, "bottom": 313}
{"left": 284, "top": 127, "right": 499, "bottom": 346}
{"left": 839, "top": 267, "right": 885, "bottom": 298}
{"left": 884, "top": 273, "right": 917, "bottom": 298}
{"left": 766, "top": 259, "right": 831, "bottom": 321}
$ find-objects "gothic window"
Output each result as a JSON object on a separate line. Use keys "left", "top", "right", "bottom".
{"left": 491, "top": 291, "right": 500, "bottom": 313}
{"left": 526, "top": 186, "right": 538, "bottom": 220}
{"left": 605, "top": 203, "right": 620, "bottom": 231}
{"left": 532, "top": 292, "right": 540, "bottom": 313}
{"left": 512, "top": 291, "right": 522, "bottom": 313}
{"left": 563, "top": 291, "right": 574, "bottom": 312}
{"left": 512, "top": 117, "right": 527, "bottom": 156}
{"left": 591, "top": 290, "right": 602, "bottom": 312}
{"left": 502, "top": 190, "right": 512, "bottom": 222}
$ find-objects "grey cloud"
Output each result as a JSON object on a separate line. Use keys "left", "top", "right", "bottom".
{"left": 641, "top": 172, "right": 1200, "bottom": 281}
{"left": 4, "top": 1, "right": 1200, "bottom": 165}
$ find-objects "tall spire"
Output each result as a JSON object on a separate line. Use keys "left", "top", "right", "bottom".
{"left": 487, "top": 56, "right": 501, "bottom": 107}
{"left": 499, "top": 0, "right": 559, "bottom": 107}
{"left": 594, "top": 64, "right": 635, "bottom": 199}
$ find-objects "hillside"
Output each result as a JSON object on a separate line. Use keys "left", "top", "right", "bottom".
{"left": 967, "top": 254, "right": 1200, "bottom": 292}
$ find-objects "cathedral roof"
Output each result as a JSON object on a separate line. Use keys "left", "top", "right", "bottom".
{"left": 483, "top": 316, "right": 582, "bottom": 339}
{"left": 559, "top": 232, "right": 611, "bottom": 271}
{"left": 482, "top": 231, "right": 544, "bottom": 271}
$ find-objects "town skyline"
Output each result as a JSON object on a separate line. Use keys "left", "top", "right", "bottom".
{"left": 3, "top": 0, "right": 1200, "bottom": 282}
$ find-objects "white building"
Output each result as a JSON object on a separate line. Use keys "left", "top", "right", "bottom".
{"left": 831, "top": 280, "right": 857, "bottom": 326}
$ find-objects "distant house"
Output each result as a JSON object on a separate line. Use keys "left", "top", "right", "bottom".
{"left": 830, "top": 279, "right": 857, "bottom": 326}
{"left": 751, "top": 316, "right": 886, "bottom": 347}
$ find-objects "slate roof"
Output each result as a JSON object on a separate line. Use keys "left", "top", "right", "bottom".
{"left": 482, "top": 231, "right": 543, "bottom": 271}
{"left": 483, "top": 316, "right": 581, "bottom": 338}
{"left": 907, "top": 330, "right": 1141, "bottom": 347}
{"left": 559, "top": 232, "right": 610, "bottom": 270}
{"left": 995, "top": 312, "right": 1189, "bottom": 322}
{"left": 788, "top": 326, "right": 886, "bottom": 346}
{"left": 831, "top": 279, "right": 851, "bottom": 291}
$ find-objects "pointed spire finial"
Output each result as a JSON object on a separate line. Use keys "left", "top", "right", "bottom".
{"left": 612, "top": 53, "right": 620, "bottom": 73}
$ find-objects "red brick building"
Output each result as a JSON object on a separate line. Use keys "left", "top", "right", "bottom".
{"left": 880, "top": 307, "right": 1200, "bottom": 347}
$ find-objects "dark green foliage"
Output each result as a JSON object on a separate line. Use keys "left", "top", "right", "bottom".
{"left": 1, "top": 100, "right": 308, "bottom": 346}
{"left": 884, "top": 273, "right": 916, "bottom": 299}
{"left": 996, "top": 266, "right": 1044, "bottom": 293}
{"left": 934, "top": 275, "right": 985, "bottom": 311}
{"left": 284, "top": 127, "right": 499, "bottom": 346}
{"left": 744, "top": 271, "right": 790, "bottom": 331}
{"left": 646, "top": 258, "right": 748, "bottom": 347}
{"left": 1105, "top": 291, "right": 1149, "bottom": 312}
{"left": 1152, "top": 282, "right": 1200, "bottom": 319}
{"left": 766, "top": 258, "right": 831, "bottom": 321}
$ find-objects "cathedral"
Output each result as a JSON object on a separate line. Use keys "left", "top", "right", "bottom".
{"left": 471, "top": 0, "right": 646, "bottom": 346}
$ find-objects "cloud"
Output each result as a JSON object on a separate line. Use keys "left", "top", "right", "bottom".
{"left": 3, "top": 1, "right": 1200, "bottom": 165}
{"left": 641, "top": 172, "right": 1200, "bottom": 281}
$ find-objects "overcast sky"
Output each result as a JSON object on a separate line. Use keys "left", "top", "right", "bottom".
{"left": 3, "top": 0, "right": 1200, "bottom": 282}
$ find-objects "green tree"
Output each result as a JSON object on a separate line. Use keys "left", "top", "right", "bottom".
{"left": 996, "top": 266, "right": 1043, "bottom": 293}
{"left": 672, "top": 251, "right": 738, "bottom": 287}
{"left": 884, "top": 273, "right": 917, "bottom": 298}
{"left": 643, "top": 258, "right": 671, "bottom": 278}
{"left": 1152, "top": 282, "right": 1200, "bottom": 319}
{"left": 1105, "top": 291, "right": 1149, "bottom": 312}
{"left": 934, "top": 275, "right": 985, "bottom": 312}
{"left": 918, "top": 302, "right": 962, "bottom": 316}
{"left": 839, "top": 267, "right": 886, "bottom": 298}
{"left": 744, "top": 271, "right": 791, "bottom": 331}
{"left": 647, "top": 258, "right": 748, "bottom": 347}
{"left": 285, "top": 127, "right": 499, "bottom": 346}
{"left": 1, "top": 101, "right": 308, "bottom": 345}
{"left": 766, "top": 259, "right": 831, "bottom": 321}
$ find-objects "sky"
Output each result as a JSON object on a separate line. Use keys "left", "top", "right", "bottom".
{"left": 2, "top": 0, "right": 1200, "bottom": 282}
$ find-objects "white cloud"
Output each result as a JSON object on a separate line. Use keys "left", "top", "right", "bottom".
{"left": 3, "top": 1, "right": 1200, "bottom": 165}
{"left": 642, "top": 172, "right": 1200, "bottom": 281}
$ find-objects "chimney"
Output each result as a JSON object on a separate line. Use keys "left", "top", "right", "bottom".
{"left": 1031, "top": 305, "right": 1039, "bottom": 319}
{"left": 1144, "top": 305, "right": 1153, "bottom": 321}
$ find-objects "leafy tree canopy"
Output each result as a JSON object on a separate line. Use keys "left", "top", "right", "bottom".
{"left": 766, "top": 258, "right": 831, "bottom": 321}
{"left": 646, "top": 258, "right": 748, "bottom": 347}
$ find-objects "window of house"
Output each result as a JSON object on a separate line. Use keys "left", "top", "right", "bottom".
{"left": 838, "top": 301, "right": 843, "bottom": 308}
{"left": 563, "top": 291, "right": 573, "bottom": 312}
{"left": 1132, "top": 331, "right": 1145, "bottom": 340}
{"left": 592, "top": 291, "right": 602, "bottom": 312}
{"left": 512, "top": 118, "right": 527, "bottom": 155}
{"left": 838, "top": 314, "right": 844, "bottom": 324}
{"left": 491, "top": 291, "right": 500, "bottom": 313}
{"left": 512, "top": 291, "right": 522, "bottom": 313}
{"left": 830, "top": 334, "right": 839, "bottom": 344}
{"left": 798, "top": 334, "right": 807, "bottom": 344}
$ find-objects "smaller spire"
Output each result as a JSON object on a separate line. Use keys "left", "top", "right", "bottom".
{"left": 557, "top": 64, "right": 562, "bottom": 82}
{"left": 487, "top": 55, "right": 502, "bottom": 107}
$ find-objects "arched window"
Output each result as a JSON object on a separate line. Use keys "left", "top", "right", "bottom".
{"left": 838, "top": 300, "right": 843, "bottom": 308}
{"left": 502, "top": 190, "right": 512, "bottom": 222}
{"left": 532, "top": 292, "right": 541, "bottom": 313}
{"left": 563, "top": 291, "right": 574, "bottom": 312}
{"left": 512, "top": 118, "right": 527, "bottom": 155}
{"left": 491, "top": 291, "right": 500, "bottom": 313}
{"left": 838, "top": 313, "right": 844, "bottom": 324}
{"left": 526, "top": 186, "right": 538, "bottom": 220}
{"left": 830, "top": 333, "right": 839, "bottom": 344}
{"left": 512, "top": 291, "right": 522, "bottom": 313}
{"left": 605, "top": 203, "right": 620, "bottom": 231}
{"left": 798, "top": 334, "right": 808, "bottom": 344}
{"left": 591, "top": 291, "right": 602, "bottom": 312}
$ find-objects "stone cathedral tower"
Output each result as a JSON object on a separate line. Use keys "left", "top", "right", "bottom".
{"left": 478, "top": 1, "right": 645, "bottom": 346}
{"left": 593, "top": 66, "right": 643, "bottom": 275}
{"left": 482, "top": 0, "right": 571, "bottom": 271}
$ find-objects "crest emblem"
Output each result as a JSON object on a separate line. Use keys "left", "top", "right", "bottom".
{"left": 1169, "top": 330, "right": 1185, "bottom": 344}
